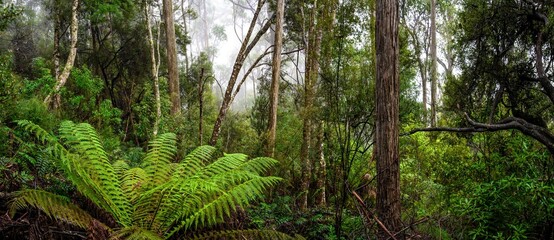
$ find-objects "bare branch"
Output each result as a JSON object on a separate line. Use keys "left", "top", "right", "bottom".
{"left": 402, "top": 113, "right": 554, "bottom": 154}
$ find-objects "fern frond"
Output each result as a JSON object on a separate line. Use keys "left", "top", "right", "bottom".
{"left": 16, "top": 120, "right": 57, "bottom": 144}
{"left": 191, "top": 229, "right": 305, "bottom": 240}
{"left": 142, "top": 133, "right": 177, "bottom": 187}
{"left": 111, "top": 226, "right": 163, "bottom": 240}
{"left": 238, "top": 157, "right": 279, "bottom": 175}
{"left": 113, "top": 160, "right": 130, "bottom": 179}
{"left": 166, "top": 176, "right": 282, "bottom": 238}
{"left": 172, "top": 145, "right": 216, "bottom": 180}
{"left": 57, "top": 121, "right": 131, "bottom": 226}
{"left": 121, "top": 167, "right": 147, "bottom": 205}
{"left": 195, "top": 153, "right": 247, "bottom": 179}
{"left": 8, "top": 190, "right": 103, "bottom": 230}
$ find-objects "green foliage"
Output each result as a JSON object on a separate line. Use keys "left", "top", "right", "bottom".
{"left": 22, "top": 58, "right": 56, "bottom": 98}
{"left": 0, "top": 0, "right": 22, "bottom": 31}
{"left": 248, "top": 196, "right": 366, "bottom": 240}
{"left": 455, "top": 176, "right": 554, "bottom": 239}
{"left": 10, "top": 120, "right": 288, "bottom": 239}
{"left": 9, "top": 190, "right": 101, "bottom": 230}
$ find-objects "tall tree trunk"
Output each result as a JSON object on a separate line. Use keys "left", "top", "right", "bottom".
{"left": 375, "top": 0, "right": 402, "bottom": 237}
{"left": 266, "top": 0, "right": 285, "bottom": 158}
{"left": 209, "top": 0, "right": 272, "bottom": 146}
{"left": 199, "top": 68, "right": 205, "bottom": 145}
{"left": 145, "top": 4, "right": 162, "bottom": 136}
{"left": 44, "top": 0, "right": 79, "bottom": 110}
{"left": 430, "top": 0, "right": 437, "bottom": 127}
{"left": 300, "top": 1, "right": 323, "bottom": 211}
{"left": 53, "top": 7, "right": 60, "bottom": 80}
{"left": 163, "top": 0, "right": 181, "bottom": 115}
{"left": 181, "top": 0, "right": 190, "bottom": 73}
{"left": 315, "top": 121, "right": 326, "bottom": 207}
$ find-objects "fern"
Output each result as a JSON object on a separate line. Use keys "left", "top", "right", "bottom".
{"left": 11, "top": 121, "right": 291, "bottom": 239}
{"left": 112, "top": 227, "right": 164, "bottom": 240}
{"left": 172, "top": 145, "right": 216, "bottom": 180}
{"left": 60, "top": 121, "right": 131, "bottom": 226}
{"left": 9, "top": 190, "right": 103, "bottom": 230}
{"left": 191, "top": 229, "right": 306, "bottom": 240}
{"left": 142, "top": 133, "right": 177, "bottom": 187}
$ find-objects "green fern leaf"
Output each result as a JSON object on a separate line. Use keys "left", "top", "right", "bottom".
{"left": 58, "top": 121, "right": 131, "bottom": 226}
{"left": 191, "top": 229, "right": 304, "bottom": 240}
{"left": 111, "top": 226, "right": 163, "bottom": 240}
{"left": 167, "top": 176, "right": 281, "bottom": 238}
{"left": 121, "top": 167, "right": 147, "bottom": 205}
{"left": 9, "top": 190, "right": 104, "bottom": 231}
{"left": 142, "top": 133, "right": 177, "bottom": 187}
{"left": 172, "top": 145, "right": 216, "bottom": 180}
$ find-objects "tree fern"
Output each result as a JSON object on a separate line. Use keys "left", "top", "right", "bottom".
{"left": 11, "top": 121, "right": 290, "bottom": 239}
{"left": 60, "top": 121, "right": 131, "bottom": 226}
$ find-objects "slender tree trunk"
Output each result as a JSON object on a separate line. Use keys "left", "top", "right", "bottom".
{"left": 266, "top": 0, "right": 285, "bottom": 157}
{"left": 145, "top": 4, "right": 162, "bottom": 136}
{"left": 430, "top": 0, "right": 437, "bottom": 127}
{"left": 163, "top": 0, "right": 181, "bottom": 115}
{"left": 209, "top": 0, "right": 272, "bottom": 146}
{"left": 300, "top": 1, "right": 323, "bottom": 211}
{"left": 53, "top": 8, "right": 60, "bottom": 80}
{"left": 181, "top": 0, "right": 190, "bottom": 73}
{"left": 315, "top": 121, "right": 326, "bottom": 206}
{"left": 44, "top": 0, "right": 79, "bottom": 110}
{"left": 199, "top": 68, "right": 205, "bottom": 145}
{"left": 375, "top": 0, "right": 402, "bottom": 237}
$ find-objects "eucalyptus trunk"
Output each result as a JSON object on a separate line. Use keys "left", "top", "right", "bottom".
{"left": 163, "top": 0, "right": 181, "bottom": 115}
{"left": 145, "top": 4, "right": 162, "bottom": 136}
{"left": 430, "top": 0, "right": 437, "bottom": 127}
{"left": 266, "top": 0, "right": 285, "bottom": 158}
{"left": 44, "top": 0, "right": 79, "bottom": 110}
{"left": 375, "top": 0, "right": 402, "bottom": 237}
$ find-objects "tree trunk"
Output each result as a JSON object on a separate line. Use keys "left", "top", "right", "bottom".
{"left": 430, "top": 0, "right": 437, "bottom": 127}
{"left": 300, "top": 1, "right": 323, "bottom": 211}
{"left": 266, "top": 0, "right": 285, "bottom": 158}
{"left": 375, "top": 0, "right": 402, "bottom": 237}
{"left": 209, "top": 0, "right": 272, "bottom": 146}
{"left": 199, "top": 68, "right": 205, "bottom": 145}
{"left": 145, "top": 4, "right": 162, "bottom": 137}
{"left": 315, "top": 121, "right": 326, "bottom": 207}
{"left": 53, "top": 8, "right": 60, "bottom": 80}
{"left": 163, "top": 0, "right": 181, "bottom": 115}
{"left": 181, "top": 0, "right": 190, "bottom": 73}
{"left": 44, "top": 0, "right": 79, "bottom": 110}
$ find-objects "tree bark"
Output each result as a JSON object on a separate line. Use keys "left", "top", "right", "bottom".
{"left": 430, "top": 0, "right": 437, "bottom": 127}
{"left": 299, "top": 0, "right": 324, "bottom": 211}
{"left": 199, "top": 68, "right": 205, "bottom": 145}
{"left": 181, "top": 0, "right": 190, "bottom": 73}
{"left": 53, "top": 6, "right": 60, "bottom": 80}
{"left": 266, "top": 0, "right": 285, "bottom": 158}
{"left": 145, "top": 4, "right": 162, "bottom": 136}
{"left": 163, "top": 0, "right": 182, "bottom": 115}
{"left": 375, "top": 0, "right": 402, "bottom": 237}
{"left": 315, "top": 121, "right": 326, "bottom": 207}
{"left": 44, "top": 0, "right": 79, "bottom": 110}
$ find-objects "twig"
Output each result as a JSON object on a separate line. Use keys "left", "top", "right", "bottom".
{"left": 351, "top": 191, "right": 398, "bottom": 240}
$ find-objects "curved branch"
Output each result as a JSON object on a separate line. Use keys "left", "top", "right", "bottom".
{"left": 402, "top": 113, "right": 554, "bottom": 154}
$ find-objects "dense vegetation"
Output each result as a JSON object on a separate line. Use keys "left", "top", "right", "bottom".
{"left": 0, "top": 0, "right": 553, "bottom": 239}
